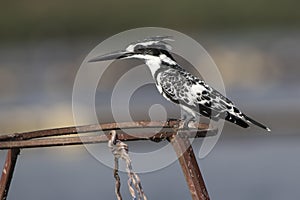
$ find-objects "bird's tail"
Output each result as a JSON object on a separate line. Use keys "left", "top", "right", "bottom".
{"left": 243, "top": 114, "right": 271, "bottom": 132}
{"left": 223, "top": 112, "right": 271, "bottom": 132}
{"left": 224, "top": 112, "right": 250, "bottom": 128}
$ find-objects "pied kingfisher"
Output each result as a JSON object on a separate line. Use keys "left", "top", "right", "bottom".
{"left": 89, "top": 36, "right": 270, "bottom": 131}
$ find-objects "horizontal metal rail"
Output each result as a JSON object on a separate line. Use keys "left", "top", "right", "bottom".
{"left": 0, "top": 120, "right": 211, "bottom": 142}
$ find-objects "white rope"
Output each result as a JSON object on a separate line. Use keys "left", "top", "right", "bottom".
{"left": 108, "top": 130, "right": 147, "bottom": 200}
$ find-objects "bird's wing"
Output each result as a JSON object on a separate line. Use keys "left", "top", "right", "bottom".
{"left": 158, "top": 67, "right": 251, "bottom": 127}
{"left": 158, "top": 67, "right": 270, "bottom": 131}
{"left": 190, "top": 79, "right": 271, "bottom": 130}
{"left": 158, "top": 68, "right": 231, "bottom": 114}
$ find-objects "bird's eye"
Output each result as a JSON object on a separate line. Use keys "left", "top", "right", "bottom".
{"left": 145, "top": 49, "right": 152, "bottom": 55}
{"left": 134, "top": 45, "right": 144, "bottom": 50}
{"left": 134, "top": 48, "right": 143, "bottom": 54}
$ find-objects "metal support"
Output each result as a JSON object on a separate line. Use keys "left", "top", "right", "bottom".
{"left": 169, "top": 134, "right": 210, "bottom": 200}
{"left": 0, "top": 149, "right": 20, "bottom": 200}
{"left": 0, "top": 121, "right": 215, "bottom": 200}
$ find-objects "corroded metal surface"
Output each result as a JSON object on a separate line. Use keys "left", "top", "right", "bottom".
{"left": 169, "top": 134, "right": 210, "bottom": 200}
{"left": 0, "top": 149, "right": 20, "bottom": 200}
{"left": 0, "top": 129, "right": 216, "bottom": 150}
{"left": 0, "top": 120, "right": 210, "bottom": 141}
{"left": 0, "top": 120, "right": 215, "bottom": 200}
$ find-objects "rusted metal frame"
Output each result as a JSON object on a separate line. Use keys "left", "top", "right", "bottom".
{"left": 0, "top": 120, "right": 209, "bottom": 142}
{"left": 0, "top": 149, "right": 20, "bottom": 200}
{"left": 168, "top": 133, "right": 210, "bottom": 200}
{"left": 0, "top": 129, "right": 216, "bottom": 150}
{"left": 0, "top": 121, "right": 214, "bottom": 200}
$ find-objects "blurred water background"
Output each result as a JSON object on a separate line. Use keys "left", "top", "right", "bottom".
{"left": 0, "top": 1, "right": 300, "bottom": 199}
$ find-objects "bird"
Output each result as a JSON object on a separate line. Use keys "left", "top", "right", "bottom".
{"left": 89, "top": 36, "right": 271, "bottom": 132}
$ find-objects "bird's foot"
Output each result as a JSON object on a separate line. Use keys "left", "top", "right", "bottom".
{"left": 173, "top": 114, "right": 188, "bottom": 129}
{"left": 166, "top": 117, "right": 196, "bottom": 130}
{"left": 178, "top": 120, "right": 190, "bottom": 130}
{"left": 166, "top": 118, "right": 181, "bottom": 127}
{"left": 178, "top": 116, "right": 198, "bottom": 130}
{"left": 188, "top": 121, "right": 197, "bottom": 129}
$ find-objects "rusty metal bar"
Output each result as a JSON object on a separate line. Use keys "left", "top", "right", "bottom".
{"left": 169, "top": 134, "right": 210, "bottom": 200}
{"left": 0, "top": 129, "right": 216, "bottom": 150}
{"left": 0, "top": 149, "right": 20, "bottom": 200}
{"left": 0, "top": 120, "right": 210, "bottom": 141}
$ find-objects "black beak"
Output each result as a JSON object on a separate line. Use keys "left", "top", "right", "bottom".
{"left": 88, "top": 50, "right": 132, "bottom": 62}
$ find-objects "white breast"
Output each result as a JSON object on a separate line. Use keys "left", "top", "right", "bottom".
{"left": 145, "top": 56, "right": 162, "bottom": 78}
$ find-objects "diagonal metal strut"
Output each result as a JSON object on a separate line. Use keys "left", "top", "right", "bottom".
{"left": 169, "top": 134, "right": 210, "bottom": 200}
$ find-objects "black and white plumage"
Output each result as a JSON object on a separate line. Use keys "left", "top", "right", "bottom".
{"left": 89, "top": 36, "right": 271, "bottom": 131}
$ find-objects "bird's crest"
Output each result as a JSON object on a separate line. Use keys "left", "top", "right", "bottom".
{"left": 126, "top": 36, "right": 174, "bottom": 52}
